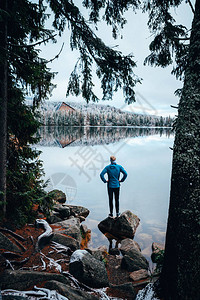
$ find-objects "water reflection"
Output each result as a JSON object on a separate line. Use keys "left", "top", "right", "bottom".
{"left": 35, "top": 126, "right": 174, "bottom": 265}
{"left": 36, "top": 126, "right": 173, "bottom": 148}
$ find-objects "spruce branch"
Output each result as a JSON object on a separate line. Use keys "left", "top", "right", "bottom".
{"left": 7, "top": 34, "right": 57, "bottom": 48}
{"left": 187, "top": 0, "right": 195, "bottom": 14}
{"left": 46, "top": 42, "right": 64, "bottom": 64}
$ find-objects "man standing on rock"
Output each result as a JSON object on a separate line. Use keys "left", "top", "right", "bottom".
{"left": 100, "top": 156, "right": 127, "bottom": 218}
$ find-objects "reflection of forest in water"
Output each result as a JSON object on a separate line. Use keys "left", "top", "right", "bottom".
{"left": 36, "top": 126, "right": 174, "bottom": 148}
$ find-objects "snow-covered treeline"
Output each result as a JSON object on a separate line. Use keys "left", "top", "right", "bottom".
{"left": 37, "top": 101, "right": 174, "bottom": 127}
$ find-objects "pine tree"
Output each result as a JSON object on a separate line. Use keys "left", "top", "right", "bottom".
{"left": 0, "top": 0, "right": 55, "bottom": 221}
{"left": 143, "top": 1, "right": 200, "bottom": 298}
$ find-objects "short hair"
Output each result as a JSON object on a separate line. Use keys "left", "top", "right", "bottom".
{"left": 110, "top": 155, "right": 116, "bottom": 161}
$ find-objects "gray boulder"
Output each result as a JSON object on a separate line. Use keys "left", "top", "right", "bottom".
{"left": 47, "top": 214, "right": 62, "bottom": 224}
{"left": 98, "top": 210, "right": 140, "bottom": 240}
{"left": 69, "top": 250, "right": 109, "bottom": 288}
{"left": 120, "top": 238, "right": 141, "bottom": 254}
{"left": 68, "top": 205, "right": 90, "bottom": 219}
{"left": 92, "top": 250, "right": 104, "bottom": 261}
{"left": 53, "top": 217, "right": 82, "bottom": 242}
{"left": 50, "top": 204, "right": 89, "bottom": 222}
{"left": 0, "top": 270, "right": 70, "bottom": 290}
{"left": 121, "top": 255, "right": 147, "bottom": 272}
{"left": 53, "top": 204, "right": 71, "bottom": 219}
{"left": 87, "top": 246, "right": 107, "bottom": 261}
{"left": 120, "top": 239, "right": 149, "bottom": 271}
{"left": 44, "top": 280, "right": 99, "bottom": 300}
{"left": 52, "top": 233, "right": 80, "bottom": 251}
{"left": 0, "top": 232, "right": 21, "bottom": 253}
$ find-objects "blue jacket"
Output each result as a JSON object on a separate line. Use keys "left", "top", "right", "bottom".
{"left": 100, "top": 162, "right": 127, "bottom": 188}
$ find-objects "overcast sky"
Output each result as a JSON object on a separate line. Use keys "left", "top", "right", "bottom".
{"left": 38, "top": 1, "right": 194, "bottom": 117}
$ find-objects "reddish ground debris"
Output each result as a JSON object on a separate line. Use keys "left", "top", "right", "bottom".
{"left": 0, "top": 220, "right": 153, "bottom": 299}
{"left": 0, "top": 223, "right": 70, "bottom": 274}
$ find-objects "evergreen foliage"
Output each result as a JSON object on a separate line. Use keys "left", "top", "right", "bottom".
{"left": 143, "top": 0, "right": 190, "bottom": 83}
{"left": 0, "top": 1, "right": 55, "bottom": 223}
{"left": 6, "top": 88, "right": 53, "bottom": 226}
{"left": 47, "top": 0, "right": 140, "bottom": 103}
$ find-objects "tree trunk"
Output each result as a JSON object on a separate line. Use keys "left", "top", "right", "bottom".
{"left": 160, "top": 0, "right": 200, "bottom": 299}
{"left": 0, "top": 0, "right": 8, "bottom": 216}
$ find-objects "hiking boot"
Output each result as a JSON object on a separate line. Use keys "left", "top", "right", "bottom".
{"left": 116, "top": 212, "right": 121, "bottom": 218}
{"left": 108, "top": 213, "right": 113, "bottom": 218}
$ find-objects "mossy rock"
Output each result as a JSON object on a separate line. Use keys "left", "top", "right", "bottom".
{"left": 48, "top": 190, "right": 66, "bottom": 204}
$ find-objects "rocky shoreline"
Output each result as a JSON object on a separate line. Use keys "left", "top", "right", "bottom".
{"left": 0, "top": 191, "right": 164, "bottom": 299}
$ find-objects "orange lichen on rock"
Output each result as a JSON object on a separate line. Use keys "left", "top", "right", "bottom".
{"left": 80, "top": 230, "right": 91, "bottom": 249}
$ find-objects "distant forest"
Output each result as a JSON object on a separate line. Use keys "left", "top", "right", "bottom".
{"left": 39, "top": 102, "right": 174, "bottom": 127}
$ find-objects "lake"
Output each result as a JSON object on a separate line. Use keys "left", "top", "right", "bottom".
{"left": 35, "top": 126, "right": 174, "bottom": 265}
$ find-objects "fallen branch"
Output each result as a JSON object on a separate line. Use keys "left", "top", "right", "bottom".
{"left": 2, "top": 289, "right": 47, "bottom": 298}
{"left": 10, "top": 257, "right": 29, "bottom": 266}
{"left": 40, "top": 256, "right": 46, "bottom": 271}
{"left": 30, "top": 235, "right": 34, "bottom": 244}
{"left": 63, "top": 271, "right": 110, "bottom": 299}
{"left": 5, "top": 259, "right": 14, "bottom": 270}
{"left": 51, "top": 241, "right": 72, "bottom": 255}
{"left": 40, "top": 252, "right": 62, "bottom": 273}
{"left": 35, "top": 219, "right": 53, "bottom": 251}
{"left": 34, "top": 286, "right": 70, "bottom": 300}
{"left": 9, "top": 236, "right": 26, "bottom": 252}
{"left": 0, "top": 227, "right": 25, "bottom": 241}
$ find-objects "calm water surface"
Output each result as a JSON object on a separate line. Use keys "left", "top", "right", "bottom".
{"left": 35, "top": 126, "right": 174, "bottom": 263}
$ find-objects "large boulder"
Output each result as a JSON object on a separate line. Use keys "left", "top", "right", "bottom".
{"left": 50, "top": 204, "right": 89, "bottom": 222}
{"left": 53, "top": 204, "right": 71, "bottom": 219}
{"left": 68, "top": 205, "right": 90, "bottom": 219}
{"left": 120, "top": 238, "right": 141, "bottom": 254}
{"left": 98, "top": 210, "right": 140, "bottom": 240}
{"left": 87, "top": 246, "right": 108, "bottom": 261}
{"left": 44, "top": 280, "right": 99, "bottom": 300}
{"left": 69, "top": 250, "right": 109, "bottom": 288}
{"left": 51, "top": 233, "right": 80, "bottom": 251}
{"left": 0, "top": 270, "right": 70, "bottom": 290}
{"left": 53, "top": 217, "right": 82, "bottom": 242}
{"left": 0, "top": 232, "right": 21, "bottom": 253}
{"left": 120, "top": 239, "right": 149, "bottom": 271}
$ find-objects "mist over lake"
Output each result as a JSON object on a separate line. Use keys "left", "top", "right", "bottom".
{"left": 35, "top": 126, "right": 174, "bottom": 264}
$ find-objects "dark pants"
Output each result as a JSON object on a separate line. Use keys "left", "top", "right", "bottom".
{"left": 107, "top": 186, "right": 120, "bottom": 215}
